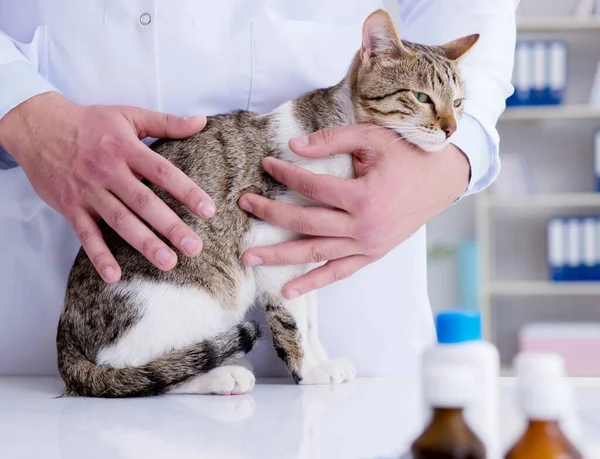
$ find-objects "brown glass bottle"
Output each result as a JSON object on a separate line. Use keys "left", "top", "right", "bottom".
{"left": 410, "top": 407, "right": 486, "bottom": 459}
{"left": 504, "top": 419, "right": 583, "bottom": 459}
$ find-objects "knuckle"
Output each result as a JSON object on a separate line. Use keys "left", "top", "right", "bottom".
{"left": 330, "top": 264, "right": 349, "bottom": 283}
{"left": 133, "top": 190, "right": 152, "bottom": 212}
{"left": 141, "top": 237, "right": 156, "bottom": 255}
{"left": 108, "top": 208, "right": 131, "bottom": 232}
{"left": 92, "top": 252, "right": 107, "bottom": 268}
{"left": 184, "top": 186, "right": 200, "bottom": 206}
{"left": 259, "top": 204, "right": 273, "bottom": 222}
{"left": 293, "top": 217, "right": 314, "bottom": 235}
{"left": 309, "top": 246, "right": 329, "bottom": 263}
{"left": 300, "top": 181, "right": 318, "bottom": 200}
{"left": 165, "top": 222, "right": 184, "bottom": 240}
{"left": 354, "top": 194, "right": 376, "bottom": 213}
{"left": 77, "top": 228, "right": 94, "bottom": 245}
{"left": 319, "top": 126, "right": 336, "bottom": 145}
{"left": 154, "top": 160, "right": 173, "bottom": 181}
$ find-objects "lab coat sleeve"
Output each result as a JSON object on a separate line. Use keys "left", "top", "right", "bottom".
{"left": 0, "top": 29, "right": 58, "bottom": 120}
{"left": 396, "top": 0, "right": 518, "bottom": 196}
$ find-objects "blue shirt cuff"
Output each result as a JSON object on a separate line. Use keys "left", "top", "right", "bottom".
{"left": 451, "top": 113, "right": 500, "bottom": 198}
{"left": 0, "top": 61, "right": 59, "bottom": 120}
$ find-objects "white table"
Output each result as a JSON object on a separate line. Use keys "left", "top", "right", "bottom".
{"left": 0, "top": 377, "right": 599, "bottom": 459}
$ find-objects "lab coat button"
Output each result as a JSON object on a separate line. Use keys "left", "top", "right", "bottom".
{"left": 140, "top": 13, "right": 151, "bottom": 26}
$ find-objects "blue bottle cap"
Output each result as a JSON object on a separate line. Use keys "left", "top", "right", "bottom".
{"left": 435, "top": 310, "right": 482, "bottom": 344}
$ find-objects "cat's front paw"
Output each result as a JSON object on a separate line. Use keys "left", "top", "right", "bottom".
{"left": 299, "top": 358, "right": 356, "bottom": 385}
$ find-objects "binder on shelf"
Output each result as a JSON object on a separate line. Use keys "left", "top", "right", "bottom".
{"left": 595, "top": 130, "right": 600, "bottom": 192}
{"left": 583, "top": 218, "right": 596, "bottom": 280}
{"left": 507, "top": 40, "right": 567, "bottom": 107}
{"left": 548, "top": 217, "right": 600, "bottom": 282}
{"left": 548, "top": 218, "right": 566, "bottom": 282}
{"left": 532, "top": 40, "right": 546, "bottom": 105}
{"left": 566, "top": 218, "right": 581, "bottom": 281}
{"left": 548, "top": 40, "right": 567, "bottom": 105}
{"left": 507, "top": 41, "right": 532, "bottom": 106}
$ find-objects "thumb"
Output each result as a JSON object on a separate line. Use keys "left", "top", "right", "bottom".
{"left": 126, "top": 108, "right": 207, "bottom": 139}
{"left": 288, "top": 124, "right": 386, "bottom": 161}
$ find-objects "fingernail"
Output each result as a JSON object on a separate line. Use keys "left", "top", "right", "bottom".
{"left": 198, "top": 201, "right": 215, "bottom": 218}
{"left": 245, "top": 255, "right": 263, "bottom": 266}
{"left": 156, "top": 249, "right": 173, "bottom": 267}
{"left": 291, "top": 136, "right": 309, "bottom": 147}
{"left": 287, "top": 290, "right": 300, "bottom": 300}
{"left": 239, "top": 198, "right": 252, "bottom": 213}
{"left": 181, "top": 236, "right": 199, "bottom": 255}
{"left": 104, "top": 266, "right": 117, "bottom": 282}
{"left": 184, "top": 115, "right": 203, "bottom": 120}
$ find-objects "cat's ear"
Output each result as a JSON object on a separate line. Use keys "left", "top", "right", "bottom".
{"left": 439, "top": 34, "right": 480, "bottom": 61}
{"left": 361, "top": 9, "right": 406, "bottom": 61}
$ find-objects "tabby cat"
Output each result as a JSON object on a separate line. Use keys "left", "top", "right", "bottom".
{"left": 57, "top": 9, "right": 478, "bottom": 397}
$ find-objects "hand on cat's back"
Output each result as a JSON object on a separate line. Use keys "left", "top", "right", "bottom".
{"left": 0, "top": 92, "right": 214, "bottom": 283}
{"left": 238, "top": 124, "right": 471, "bottom": 299}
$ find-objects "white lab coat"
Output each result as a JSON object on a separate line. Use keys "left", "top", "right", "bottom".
{"left": 0, "top": 0, "right": 517, "bottom": 377}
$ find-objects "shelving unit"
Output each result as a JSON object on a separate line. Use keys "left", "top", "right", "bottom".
{"left": 487, "top": 193, "right": 600, "bottom": 208}
{"left": 489, "top": 280, "right": 600, "bottom": 296}
{"left": 500, "top": 104, "right": 600, "bottom": 121}
{"left": 476, "top": 13, "right": 600, "bottom": 372}
{"left": 517, "top": 17, "right": 600, "bottom": 32}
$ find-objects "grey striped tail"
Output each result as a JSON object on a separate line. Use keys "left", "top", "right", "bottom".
{"left": 57, "top": 321, "right": 261, "bottom": 398}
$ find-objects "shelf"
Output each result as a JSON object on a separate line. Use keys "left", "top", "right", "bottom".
{"left": 487, "top": 193, "right": 600, "bottom": 208}
{"left": 500, "top": 104, "right": 600, "bottom": 121}
{"left": 517, "top": 17, "right": 600, "bottom": 32}
{"left": 489, "top": 280, "right": 600, "bottom": 296}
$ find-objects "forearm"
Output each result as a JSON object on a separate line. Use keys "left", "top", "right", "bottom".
{"left": 0, "top": 29, "right": 59, "bottom": 120}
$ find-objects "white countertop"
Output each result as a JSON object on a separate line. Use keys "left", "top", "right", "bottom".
{"left": 1, "top": 377, "right": 599, "bottom": 459}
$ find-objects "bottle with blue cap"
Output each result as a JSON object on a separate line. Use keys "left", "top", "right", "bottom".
{"left": 421, "top": 310, "right": 500, "bottom": 459}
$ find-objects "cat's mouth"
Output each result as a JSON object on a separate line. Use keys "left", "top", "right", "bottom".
{"left": 412, "top": 138, "right": 450, "bottom": 153}
{"left": 388, "top": 126, "right": 449, "bottom": 153}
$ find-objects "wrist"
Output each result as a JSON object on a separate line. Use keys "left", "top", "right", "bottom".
{"left": 414, "top": 142, "right": 471, "bottom": 208}
{"left": 0, "top": 91, "right": 67, "bottom": 162}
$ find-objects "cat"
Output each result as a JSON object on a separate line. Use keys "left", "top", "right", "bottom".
{"left": 56, "top": 9, "right": 478, "bottom": 397}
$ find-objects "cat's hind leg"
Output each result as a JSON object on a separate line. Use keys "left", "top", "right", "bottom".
{"left": 170, "top": 364, "right": 256, "bottom": 395}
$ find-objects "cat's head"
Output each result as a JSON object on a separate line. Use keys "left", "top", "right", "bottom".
{"left": 351, "top": 10, "right": 479, "bottom": 152}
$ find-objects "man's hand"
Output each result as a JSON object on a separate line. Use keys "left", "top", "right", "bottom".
{"left": 0, "top": 92, "right": 214, "bottom": 283}
{"left": 238, "top": 124, "right": 470, "bottom": 299}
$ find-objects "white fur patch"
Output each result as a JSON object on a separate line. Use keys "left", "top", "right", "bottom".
{"left": 272, "top": 101, "right": 354, "bottom": 181}
{"left": 96, "top": 281, "right": 251, "bottom": 368}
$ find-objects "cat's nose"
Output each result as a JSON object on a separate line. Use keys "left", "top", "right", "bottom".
{"left": 442, "top": 122, "right": 457, "bottom": 139}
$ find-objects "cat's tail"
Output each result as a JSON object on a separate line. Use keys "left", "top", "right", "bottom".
{"left": 57, "top": 321, "right": 261, "bottom": 398}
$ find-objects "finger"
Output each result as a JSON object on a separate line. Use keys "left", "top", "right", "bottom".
{"left": 260, "top": 157, "right": 358, "bottom": 210}
{"left": 108, "top": 171, "right": 203, "bottom": 257}
{"left": 129, "top": 146, "right": 216, "bottom": 218}
{"left": 238, "top": 193, "right": 353, "bottom": 237}
{"left": 71, "top": 212, "right": 121, "bottom": 283}
{"left": 241, "top": 237, "right": 360, "bottom": 266}
{"left": 282, "top": 255, "right": 371, "bottom": 299}
{"left": 288, "top": 123, "right": 393, "bottom": 159}
{"left": 124, "top": 107, "right": 207, "bottom": 139}
{"left": 90, "top": 190, "right": 178, "bottom": 271}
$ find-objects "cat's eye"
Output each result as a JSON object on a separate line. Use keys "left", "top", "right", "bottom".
{"left": 453, "top": 98, "right": 464, "bottom": 108}
{"left": 413, "top": 91, "right": 431, "bottom": 104}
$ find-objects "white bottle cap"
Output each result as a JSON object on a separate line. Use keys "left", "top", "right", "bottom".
{"left": 514, "top": 352, "right": 566, "bottom": 379}
{"left": 424, "top": 363, "right": 474, "bottom": 408}
{"left": 514, "top": 352, "right": 569, "bottom": 420}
